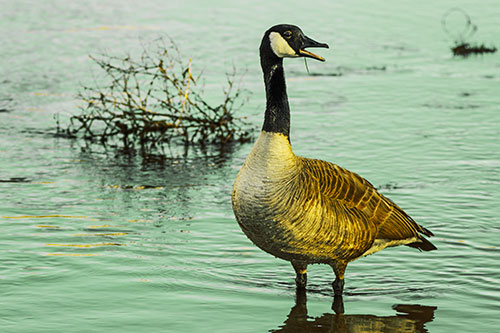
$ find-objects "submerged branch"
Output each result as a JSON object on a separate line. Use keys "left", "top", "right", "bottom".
{"left": 442, "top": 8, "right": 497, "bottom": 57}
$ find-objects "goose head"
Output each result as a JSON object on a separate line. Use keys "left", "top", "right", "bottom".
{"left": 260, "top": 24, "right": 329, "bottom": 63}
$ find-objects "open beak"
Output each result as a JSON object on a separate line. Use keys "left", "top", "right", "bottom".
{"left": 299, "top": 35, "right": 329, "bottom": 62}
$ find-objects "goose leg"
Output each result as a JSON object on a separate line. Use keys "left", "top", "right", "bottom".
{"left": 333, "top": 278, "right": 344, "bottom": 296}
{"left": 291, "top": 261, "right": 308, "bottom": 289}
{"left": 332, "top": 295, "right": 345, "bottom": 314}
{"left": 330, "top": 261, "right": 347, "bottom": 296}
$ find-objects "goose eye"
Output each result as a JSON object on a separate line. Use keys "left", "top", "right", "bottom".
{"left": 283, "top": 31, "right": 292, "bottom": 39}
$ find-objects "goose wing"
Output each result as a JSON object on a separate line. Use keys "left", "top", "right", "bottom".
{"left": 299, "top": 157, "right": 435, "bottom": 249}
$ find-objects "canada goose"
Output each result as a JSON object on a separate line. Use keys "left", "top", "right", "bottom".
{"left": 232, "top": 24, "right": 436, "bottom": 296}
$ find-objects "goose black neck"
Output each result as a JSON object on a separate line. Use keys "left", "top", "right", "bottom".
{"left": 261, "top": 53, "right": 290, "bottom": 138}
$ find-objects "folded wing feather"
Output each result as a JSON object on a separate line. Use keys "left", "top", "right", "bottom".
{"left": 299, "top": 157, "right": 434, "bottom": 244}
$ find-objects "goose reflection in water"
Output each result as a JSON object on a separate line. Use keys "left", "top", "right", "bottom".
{"left": 271, "top": 289, "right": 437, "bottom": 333}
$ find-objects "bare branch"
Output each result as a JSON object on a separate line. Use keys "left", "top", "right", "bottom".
{"left": 69, "top": 37, "right": 252, "bottom": 152}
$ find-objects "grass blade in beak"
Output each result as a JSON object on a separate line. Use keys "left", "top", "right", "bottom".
{"left": 299, "top": 49, "right": 326, "bottom": 61}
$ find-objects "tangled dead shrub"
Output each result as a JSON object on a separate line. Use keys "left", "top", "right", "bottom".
{"left": 66, "top": 38, "right": 252, "bottom": 152}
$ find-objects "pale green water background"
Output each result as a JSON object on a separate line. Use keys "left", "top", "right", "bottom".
{"left": 1, "top": 1, "right": 500, "bottom": 332}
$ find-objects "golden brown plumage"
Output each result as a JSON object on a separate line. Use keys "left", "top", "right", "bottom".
{"left": 232, "top": 24, "right": 435, "bottom": 296}
{"left": 299, "top": 157, "right": 434, "bottom": 244}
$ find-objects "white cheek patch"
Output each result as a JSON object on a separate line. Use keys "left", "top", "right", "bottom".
{"left": 269, "top": 32, "right": 298, "bottom": 58}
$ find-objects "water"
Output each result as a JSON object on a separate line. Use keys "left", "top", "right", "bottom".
{"left": 1, "top": 1, "right": 499, "bottom": 332}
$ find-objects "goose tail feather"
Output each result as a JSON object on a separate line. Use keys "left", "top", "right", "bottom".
{"left": 406, "top": 236, "right": 437, "bottom": 251}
